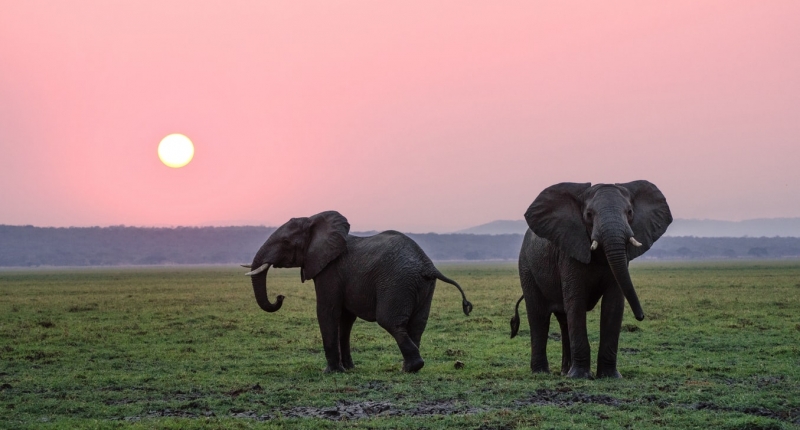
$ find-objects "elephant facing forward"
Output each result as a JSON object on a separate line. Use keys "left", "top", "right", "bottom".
{"left": 245, "top": 210, "right": 472, "bottom": 373}
{"left": 511, "top": 181, "right": 672, "bottom": 378}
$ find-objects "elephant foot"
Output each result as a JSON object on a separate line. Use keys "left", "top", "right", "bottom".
{"left": 402, "top": 357, "right": 425, "bottom": 373}
{"left": 342, "top": 360, "right": 355, "bottom": 370}
{"left": 566, "top": 367, "right": 594, "bottom": 379}
{"left": 596, "top": 368, "right": 622, "bottom": 379}
{"left": 561, "top": 359, "right": 572, "bottom": 376}
{"left": 324, "top": 364, "right": 346, "bottom": 373}
{"left": 531, "top": 365, "right": 551, "bottom": 374}
{"left": 531, "top": 357, "right": 550, "bottom": 374}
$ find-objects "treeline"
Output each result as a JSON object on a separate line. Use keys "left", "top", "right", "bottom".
{"left": 405, "top": 233, "right": 523, "bottom": 261}
{"left": 645, "top": 236, "right": 800, "bottom": 260}
{"left": 1, "top": 225, "right": 799, "bottom": 267}
{"left": 0, "top": 225, "right": 275, "bottom": 267}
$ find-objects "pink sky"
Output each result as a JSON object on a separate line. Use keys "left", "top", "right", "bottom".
{"left": 1, "top": 1, "right": 799, "bottom": 232}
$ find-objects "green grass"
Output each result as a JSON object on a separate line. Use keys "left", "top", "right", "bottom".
{"left": 1, "top": 261, "right": 799, "bottom": 429}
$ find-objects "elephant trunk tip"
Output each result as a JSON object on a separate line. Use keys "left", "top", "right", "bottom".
{"left": 262, "top": 295, "right": 286, "bottom": 313}
{"left": 629, "top": 298, "right": 644, "bottom": 321}
{"left": 250, "top": 265, "right": 284, "bottom": 313}
{"left": 629, "top": 298, "right": 645, "bottom": 321}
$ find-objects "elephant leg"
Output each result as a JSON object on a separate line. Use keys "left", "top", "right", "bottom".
{"left": 380, "top": 322, "right": 423, "bottom": 372}
{"left": 408, "top": 281, "right": 435, "bottom": 349}
{"left": 554, "top": 312, "right": 571, "bottom": 376}
{"left": 316, "top": 300, "right": 345, "bottom": 373}
{"left": 377, "top": 301, "right": 423, "bottom": 372}
{"left": 597, "top": 286, "right": 625, "bottom": 378}
{"left": 563, "top": 282, "right": 592, "bottom": 379}
{"left": 339, "top": 309, "right": 357, "bottom": 370}
{"left": 522, "top": 276, "right": 551, "bottom": 374}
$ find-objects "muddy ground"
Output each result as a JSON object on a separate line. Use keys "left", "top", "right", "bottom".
{"left": 119, "top": 385, "right": 800, "bottom": 425}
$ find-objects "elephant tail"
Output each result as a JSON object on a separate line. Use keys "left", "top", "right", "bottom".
{"left": 433, "top": 272, "right": 473, "bottom": 316}
{"left": 510, "top": 295, "right": 524, "bottom": 338}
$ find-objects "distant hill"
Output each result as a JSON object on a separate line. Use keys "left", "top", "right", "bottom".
{"left": 455, "top": 220, "right": 529, "bottom": 235}
{"left": 456, "top": 218, "right": 800, "bottom": 237}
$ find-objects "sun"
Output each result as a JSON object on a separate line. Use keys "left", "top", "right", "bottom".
{"left": 158, "top": 134, "right": 194, "bottom": 168}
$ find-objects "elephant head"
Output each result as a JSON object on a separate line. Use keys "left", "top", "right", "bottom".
{"left": 524, "top": 180, "right": 672, "bottom": 321}
{"left": 245, "top": 211, "right": 351, "bottom": 312}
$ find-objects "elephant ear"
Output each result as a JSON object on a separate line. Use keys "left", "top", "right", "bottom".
{"left": 617, "top": 180, "right": 673, "bottom": 260}
{"left": 524, "top": 182, "right": 592, "bottom": 264}
{"left": 301, "top": 211, "right": 350, "bottom": 282}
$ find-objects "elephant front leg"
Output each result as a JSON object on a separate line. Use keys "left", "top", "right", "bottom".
{"left": 316, "top": 302, "right": 345, "bottom": 373}
{"left": 564, "top": 286, "right": 592, "bottom": 379}
{"left": 554, "top": 312, "right": 572, "bottom": 375}
{"left": 596, "top": 287, "right": 625, "bottom": 378}
{"left": 338, "top": 310, "right": 357, "bottom": 370}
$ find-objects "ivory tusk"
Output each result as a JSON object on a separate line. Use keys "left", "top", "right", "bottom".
{"left": 590, "top": 240, "right": 599, "bottom": 251}
{"left": 240, "top": 264, "right": 252, "bottom": 269}
{"left": 629, "top": 237, "right": 643, "bottom": 247}
{"left": 245, "top": 263, "right": 270, "bottom": 276}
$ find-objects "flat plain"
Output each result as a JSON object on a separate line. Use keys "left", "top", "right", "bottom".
{"left": 1, "top": 261, "right": 799, "bottom": 429}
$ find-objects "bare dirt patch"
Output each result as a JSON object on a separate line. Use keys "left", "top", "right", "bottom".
{"left": 226, "top": 399, "right": 483, "bottom": 421}
{"left": 515, "top": 388, "right": 625, "bottom": 408}
{"left": 113, "top": 386, "right": 799, "bottom": 425}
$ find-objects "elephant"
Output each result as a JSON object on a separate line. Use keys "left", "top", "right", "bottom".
{"left": 509, "top": 180, "right": 671, "bottom": 379}
{"left": 244, "top": 210, "right": 473, "bottom": 373}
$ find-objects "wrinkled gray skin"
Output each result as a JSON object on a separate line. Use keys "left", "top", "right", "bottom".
{"left": 247, "top": 211, "right": 472, "bottom": 373}
{"left": 510, "top": 181, "right": 672, "bottom": 379}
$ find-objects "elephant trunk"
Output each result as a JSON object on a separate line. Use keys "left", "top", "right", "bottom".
{"left": 603, "top": 238, "right": 645, "bottom": 321}
{"left": 250, "top": 264, "right": 285, "bottom": 312}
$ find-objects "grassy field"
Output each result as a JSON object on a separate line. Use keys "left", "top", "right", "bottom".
{"left": 1, "top": 261, "right": 799, "bottom": 429}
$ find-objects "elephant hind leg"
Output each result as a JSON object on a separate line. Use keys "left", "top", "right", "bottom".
{"left": 376, "top": 279, "right": 432, "bottom": 373}
{"left": 377, "top": 311, "right": 424, "bottom": 372}
{"left": 522, "top": 275, "right": 551, "bottom": 374}
{"left": 380, "top": 322, "right": 424, "bottom": 372}
{"left": 407, "top": 282, "right": 435, "bottom": 349}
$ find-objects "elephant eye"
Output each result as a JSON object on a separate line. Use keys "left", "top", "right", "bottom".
{"left": 627, "top": 209, "right": 634, "bottom": 220}
{"left": 585, "top": 211, "right": 593, "bottom": 221}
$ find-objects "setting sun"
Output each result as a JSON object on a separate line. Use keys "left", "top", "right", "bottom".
{"left": 158, "top": 134, "right": 194, "bottom": 168}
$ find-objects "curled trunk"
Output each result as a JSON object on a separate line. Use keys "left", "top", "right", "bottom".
{"left": 250, "top": 265, "right": 284, "bottom": 312}
{"left": 604, "top": 243, "right": 645, "bottom": 321}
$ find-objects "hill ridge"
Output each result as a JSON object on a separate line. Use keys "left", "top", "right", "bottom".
{"left": 455, "top": 218, "right": 800, "bottom": 237}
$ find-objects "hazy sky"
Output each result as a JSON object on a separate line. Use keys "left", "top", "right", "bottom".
{"left": 2, "top": 1, "right": 798, "bottom": 232}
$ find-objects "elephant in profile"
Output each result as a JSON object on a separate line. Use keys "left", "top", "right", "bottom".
{"left": 245, "top": 211, "right": 472, "bottom": 373}
{"left": 510, "top": 181, "right": 671, "bottom": 378}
